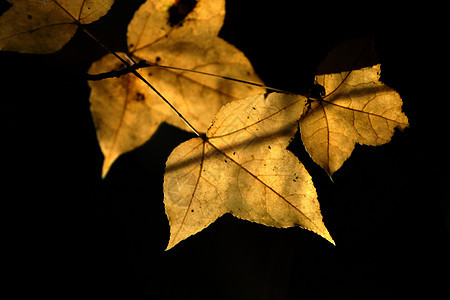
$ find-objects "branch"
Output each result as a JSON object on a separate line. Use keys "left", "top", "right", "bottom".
{"left": 85, "top": 60, "right": 151, "bottom": 81}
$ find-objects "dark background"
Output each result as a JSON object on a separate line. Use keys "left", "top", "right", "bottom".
{"left": 2, "top": 0, "right": 449, "bottom": 299}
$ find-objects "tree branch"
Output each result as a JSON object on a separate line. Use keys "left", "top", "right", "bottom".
{"left": 85, "top": 60, "right": 150, "bottom": 81}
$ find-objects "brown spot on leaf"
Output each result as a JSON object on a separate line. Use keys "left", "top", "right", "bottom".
{"left": 135, "top": 92, "right": 145, "bottom": 102}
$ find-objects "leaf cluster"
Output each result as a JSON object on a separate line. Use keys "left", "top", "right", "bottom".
{"left": 0, "top": 0, "right": 409, "bottom": 249}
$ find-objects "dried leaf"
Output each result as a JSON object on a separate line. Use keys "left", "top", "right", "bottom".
{"left": 89, "top": 0, "right": 264, "bottom": 177}
{"left": 164, "top": 93, "right": 334, "bottom": 250}
{"left": 299, "top": 64, "right": 409, "bottom": 177}
{"left": 0, "top": 0, "right": 114, "bottom": 54}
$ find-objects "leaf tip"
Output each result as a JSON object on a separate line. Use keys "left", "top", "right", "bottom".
{"left": 100, "top": 153, "right": 119, "bottom": 179}
{"left": 327, "top": 171, "right": 335, "bottom": 183}
{"left": 165, "top": 232, "right": 183, "bottom": 251}
{"left": 164, "top": 243, "right": 175, "bottom": 251}
{"left": 328, "top": 236, "right": 336, "bottom": 246}
{"left": 318, "top": 227, "right": 335, "bottom": 246}
{"left": 101, "top": 163, "right": 111, "bottom": 179}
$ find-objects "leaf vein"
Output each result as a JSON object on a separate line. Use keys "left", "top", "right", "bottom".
{"left": 210, "top": 97, "right": 302, "bottom": 139}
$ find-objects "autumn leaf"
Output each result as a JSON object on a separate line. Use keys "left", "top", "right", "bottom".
{"left": 299, "top": 64, "right": 409, "bottom": 177}
{"left": 89, "top": 0, "right": 264, "bottom": 177}
{"left": 0, "top": 0, "right": 114, "bottom": 54}
{"left": 164, "top": 92, "right": 334, "bottom": 250}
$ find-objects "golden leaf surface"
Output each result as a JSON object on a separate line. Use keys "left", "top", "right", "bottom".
{"left": 164, "top": 93, "right": 334, "bottom": 250}
{"left": 299, "top": 64, "right": 409, "bottom": 177}
{"left": 0, "top": 0, "right": 114, "bottom": 54}
{"left": 89, "top": 0, "right": 264, "bottom": 177}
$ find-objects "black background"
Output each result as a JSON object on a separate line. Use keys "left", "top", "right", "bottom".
{"left": 2, "top": 0, "right": 449, "bottom": 299}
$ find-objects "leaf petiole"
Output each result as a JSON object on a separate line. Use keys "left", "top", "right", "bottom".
{"left": 142, "top": 63, "right": 294, "bottom": 94}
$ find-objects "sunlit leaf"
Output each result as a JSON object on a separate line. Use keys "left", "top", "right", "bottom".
{"left": 299, "top": 64, "right": 409, "bottom": 177}
{"left": 0, "top": 0, "right": 114, "bottom": 54}
{"left": 164, "top": 92, "right": 334, "bottom": 250}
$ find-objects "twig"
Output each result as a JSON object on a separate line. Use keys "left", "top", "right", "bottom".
{"left": 85, "top": 60, "right": 150, "bottom": 81}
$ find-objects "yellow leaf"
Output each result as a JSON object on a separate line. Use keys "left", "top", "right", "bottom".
{"left": 127, "top": 0, "right": 225, "bottom": 54}
{"left": 299, "top": 64, "right": 409, "bottom": 178}
{"left": 164, "top": 93, "right": 334, "bottom": 250}
{"left": 89, "top": 0, "right": 264, "bottom": 177}
{"left": 0, "top": 0, "right": 114, "bottom": 54}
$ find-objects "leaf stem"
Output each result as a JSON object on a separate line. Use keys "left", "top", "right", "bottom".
{"left": 130, "top": 68, "right": 204, "bottom": 137}
{"left": 145, "top": 63, "right": 294, "bottom": 94}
